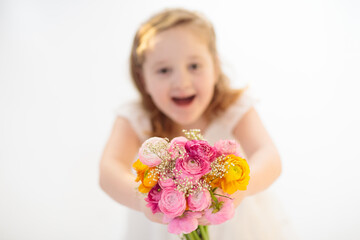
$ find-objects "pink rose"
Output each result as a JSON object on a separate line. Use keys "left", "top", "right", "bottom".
{"left": 158, "top": 188, "right": 186, "bottom": 218}
{"left": 144, "top": 183, "right": 162, "bottom": 214}
{"left": 185, "top": 140, "right": 217, "bottom": 163}
{"left": 175, "top": 154, "right": 211, "bottom": 181}
{"left": 168, "top": 137, "right": 188, "bottom": 158}
{"left": 187, "top": 188, "right": 211, "bottom": 212}
{"left": 158, "top": 177, "right": 176, "bottom": 189}
{"left": 214, "top": 139, "right": 243, "bottom": 157}
{"left": 139, "top": 137, "right": 169, "bottom": 167}
{"left": 165, "top": 211, "right": 202, "bottom": 234}
{"left": 204, "top": 194, "right": 235, "bottom": 225}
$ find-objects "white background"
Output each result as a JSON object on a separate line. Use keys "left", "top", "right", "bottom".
{"left": 1, "top": 0, "right": 359, "bottom": 239}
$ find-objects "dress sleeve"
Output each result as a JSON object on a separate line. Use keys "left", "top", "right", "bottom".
{"left": 113, "top": 100, "right": 151, "bottom": 142}
{"left": 218, "top": 88, "right": 261, "bottom": 132}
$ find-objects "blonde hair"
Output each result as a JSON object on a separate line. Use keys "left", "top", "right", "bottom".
{"left": 129, "top": 8, "right": 248, "bottom": 138}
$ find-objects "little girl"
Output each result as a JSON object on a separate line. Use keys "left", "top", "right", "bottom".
{"left": 100, "top": 8, "right": 288, "bottom": 239}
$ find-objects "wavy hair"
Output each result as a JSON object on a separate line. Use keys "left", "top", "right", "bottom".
{"left": 129, "top": 8, "right": 248, "bottom": 138}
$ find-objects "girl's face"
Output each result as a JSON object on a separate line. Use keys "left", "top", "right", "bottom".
{"left": 142, "top": 25, "right": 218, "bottom": 130}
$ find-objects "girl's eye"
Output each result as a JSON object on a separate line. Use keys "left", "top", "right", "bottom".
{"left": 189, "top": 63, "right": 199, "bottom": 70}
{"left": 158, "top": 68, "right": 170, "bottom": 74}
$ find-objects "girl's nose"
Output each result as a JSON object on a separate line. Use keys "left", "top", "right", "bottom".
{"left": 172, "top": 68, "right": 192, "bottom": 90}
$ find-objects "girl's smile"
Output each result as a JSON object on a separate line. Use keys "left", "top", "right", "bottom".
{"left": 171, "top": 95, "right": 196, "bottom": 106}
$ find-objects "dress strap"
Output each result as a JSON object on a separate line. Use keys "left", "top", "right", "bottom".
{"left": 204, "top": 88, "right": 261, "bottom": 143}
{"left": 219, "top": 88, "right": 261, "bottom": 131}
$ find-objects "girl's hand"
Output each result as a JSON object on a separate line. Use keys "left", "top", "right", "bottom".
{"left": 231, "top": 189, "right": 247, "bottom": 208}
{"left": 140, "top": 198, "right": 165, "bottom": 224}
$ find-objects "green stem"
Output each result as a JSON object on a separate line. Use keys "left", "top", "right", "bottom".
{"left": 183, "top": 233, "right": 194, "bottom": 240}
{"left": 183, "top": 234, "right": 191, "bottom": 240}
{"left": 213, "top": 193, "right": 233, "bottom": 200}
{"left": 199, "top": 225, "right": 209, "bottom": 240}
{"left": 209, "top": 189, "right": 219, "bottom": 204}
{"left": 191, "top": 231, "right": 202, "bottom": 240}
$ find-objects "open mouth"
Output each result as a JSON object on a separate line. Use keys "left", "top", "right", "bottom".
{"left": 172, "top": 95, "right": 196, "bottom": 106}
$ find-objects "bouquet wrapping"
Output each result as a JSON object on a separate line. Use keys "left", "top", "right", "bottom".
{"left": 133, "top": 130, "right": 250, "bottom": 239}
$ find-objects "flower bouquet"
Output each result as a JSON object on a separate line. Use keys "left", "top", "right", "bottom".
{"left": 133, "top": 129, "right": 250, "bottom": 240}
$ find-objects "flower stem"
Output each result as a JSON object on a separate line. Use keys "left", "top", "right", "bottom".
{"left": 209, "top": 189, "right": 219, "bottom": 204}
{"left": 183, "top": 234, "right": 192, "bottom": 240}
{"left": 199, "top": 225, "right": 209, "bottom": 240}
{"left": 213, "top": 193, "right": 233, "bottom": 200}
{"left": 190, "top": 231, "right": 201, "bottom": 240}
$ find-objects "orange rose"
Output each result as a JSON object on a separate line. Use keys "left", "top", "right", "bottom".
{"left": 133, "top": 159, "right": 159, "bottom": 193}
{"left": 218, "top": 154, "right": 250, "bottom": 194}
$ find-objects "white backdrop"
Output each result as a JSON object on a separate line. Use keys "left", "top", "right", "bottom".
{"left": 1, "top": 0, "right": 359, "bottom": 239}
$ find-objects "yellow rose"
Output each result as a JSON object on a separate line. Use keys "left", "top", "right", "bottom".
{"left": 219, "top": 154, "right": 250, "bottom": 194}
{"left": 132, "top": 159, "right": 159, "bottom": 193}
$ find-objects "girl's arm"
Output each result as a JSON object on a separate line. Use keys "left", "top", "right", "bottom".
{"left": 231, "top": 106, "right": 282, "bottom": 207}
{"left": 98, "top": 117, "right": 163, "bottom": 223}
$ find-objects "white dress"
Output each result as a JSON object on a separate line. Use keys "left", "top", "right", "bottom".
{"left": 114, "top": 90, "right": 296, "bottom": 240}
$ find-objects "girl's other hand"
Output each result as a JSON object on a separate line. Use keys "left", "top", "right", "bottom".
{"left": 140, "top": 199, "right": 165, "bottom": 224}
{"left": 231, "top": 189, "right": 247, "bottom": 209}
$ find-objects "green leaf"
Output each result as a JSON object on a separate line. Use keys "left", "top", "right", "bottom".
{"left": 144, "top": 169, "right": 149, "bottom": 179}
